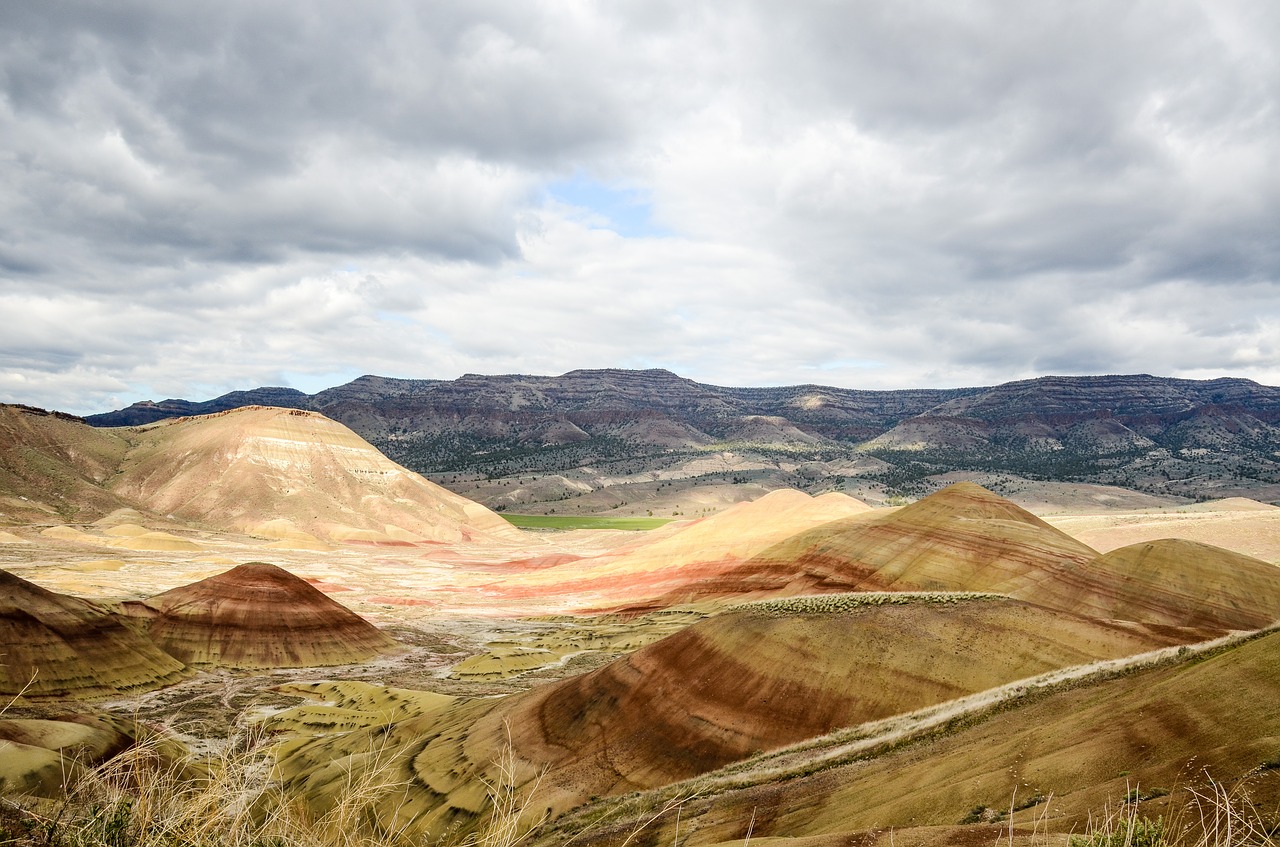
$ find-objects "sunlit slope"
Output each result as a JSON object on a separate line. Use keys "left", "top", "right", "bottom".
{"left": 132, "top": 563, "right": 396, "bottom": 669}
{"left": 638, "top": 482, "right": 1097, "bottom": 606}
{"left": 585, "top": 629, "right": 1280, "bottom": 847}
{"left": 1046, "top": 498, "right": 1280, "bottom": 562}
{"left": 496, "top": 598, "right": 1184, "bottom": 801}
{"left": 490, "top": 489, "right": 874, "bottom": 607}
{"left": 110, "top": 406, "right": 517, "bottom": 543}
{"left": 0, "top": 405, "right": 133, "bottom": 524}
{"left": 0, "top": 570, "right": 189, "bottom": 697}
{"left": 1040, "top": 538, "right": 1280, "bottom": 630}
{"left": 277, "top": 595, "right": 1188, "bottom": 836}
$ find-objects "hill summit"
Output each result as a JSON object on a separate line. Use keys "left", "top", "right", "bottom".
{"left": 133, "top": 563, "right": 396, "bottom": 669}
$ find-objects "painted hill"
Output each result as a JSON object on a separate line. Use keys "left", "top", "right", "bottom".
{"left": 1040, "top": 538, "right": 1280, "bottom": 631}
{"left": 0, "top": 570, "right": 189, "bottom": 698}
{"left": 133, "top": 563, "right": 396, "bottom": 669}
{"left": 0, "top": 403, "right": 515, "bottom": 544}
{"left": 484, "top": 489, "right": 874, "bottom": 609}
{"left": 276, "top": 594, "right": 1192, "bottom": 836}
{"left": 559, "top": 628, "right": 1280, "bottom": 847}
{"left": 637, "top": 485, "right": 1280, "bottom": 633}
{"left": 111, "top": 406, "right": 517, "bottom": 543}
{"left": 628, "top": 483, "right": 1098, "bottom": 607}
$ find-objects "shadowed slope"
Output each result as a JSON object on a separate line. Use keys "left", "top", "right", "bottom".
{"left": 136, "top": 563, "right": 396, "bottom": 669}
{"left": 634, "top": 482, "right": 1098, "bottom": 607}
{"left": 277, "top": 595, "right": 1193, "bottom": 836}
{"left": 1036, "top": 538, "right": 1280, "bottom": 631}
{"left": 0, "top": 570, "right": 189, "bottom": 697}
{"left": 111, "top": 407, "right": 517, "bottom": 543}
{"left": 0, "top": 405, "right": 133, "bottom": 524}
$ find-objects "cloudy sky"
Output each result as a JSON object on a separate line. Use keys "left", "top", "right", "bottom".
{"left": 2, "top": 1, "right": 1278, "bottom": 414}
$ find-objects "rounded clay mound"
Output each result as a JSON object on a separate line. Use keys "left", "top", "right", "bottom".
{"left": 0, "top": 570, "right": 189, "bottom": 698}
{"left": 110, "top": 406, "right": 517, "bottom": 543}
{"left": 140, "top": 562, "right": 396, "bottom": 669}
{"left": 1041, "top": 538, "right": 1280, "bottom": 631}
{"left": 641, "top": 483, "right": 1099, "bottom": 606}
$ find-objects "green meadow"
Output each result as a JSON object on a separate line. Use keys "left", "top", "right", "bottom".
{"left": 500, "top": 514, "right": 674, "bottom": 531}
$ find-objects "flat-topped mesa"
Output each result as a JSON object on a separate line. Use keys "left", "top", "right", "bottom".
{"left": 0, "top": 570, "right": 189, "bottom": 698}
{"left": 136, "top": 563, "right": 396, "bottom": 669}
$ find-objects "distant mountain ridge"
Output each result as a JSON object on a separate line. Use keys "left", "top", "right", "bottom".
{"left": 85, "top": 369, "right": 1280, "bottom": 505}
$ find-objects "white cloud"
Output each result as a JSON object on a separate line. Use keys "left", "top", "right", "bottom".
{"left": 0, "top": 1, "right": 1277, "bottom": 414}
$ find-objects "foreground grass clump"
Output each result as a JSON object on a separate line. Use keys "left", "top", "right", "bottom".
{"left": 1066, "top": 779, "right": 1275, "bottom": 847}
{"left": 0, "top": 728, "right": 551, "bottom": 847}
{"left": 0, "top": 731, "right": 422, "bottom": 847}
{"left": 3, "top": 729, "right": 1276, "bottom": 847}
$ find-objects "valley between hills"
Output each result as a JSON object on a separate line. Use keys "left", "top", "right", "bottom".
{"left": 2, "top": 398, "right": 1280, "bottom": 847}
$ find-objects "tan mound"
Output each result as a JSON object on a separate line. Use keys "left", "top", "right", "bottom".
{"left": 102, "top": 523, "right": 150, "bottom": 537}
{"left": 136, "top": 562, "right": 396, "bottom": 668}
{"left": 252, "top": 519, "right": 332, "bottom": 550}
{"left": 111, "top": 406, "right": 517, "bottom": 543}
{"left": 632, "top": 482, "right": 1098, "bottom": 607}
{"left": 38, "top": 525, "right": 99, "bottom": 544}
{"left": 487, "top": 489, "right": 875, "bottom": 608}
{"left": 327, "top": 526, "right": 412, "bottom": 545}
{"left": 1183, "top": 497, "right": 1278, "bottom": 512}
{"left": 61, "top": 559, "right": 127, "bottom": 573}
{"left": 1033, "top": 539, "right": 1280, "bottom": 631}
{"left": 0, "top": 529, "right": 26, "bottom": 543}
{"left": 278, "top": 595, "right": 1189, "bottom": 835}
{"left": 105, "top": 530, "right": 204, "bottom": 552}
{"left": 0, "top": 570, "right": 189, "bottom": 698}
{"left": 92, "top": 507, "right": 153, "bottom": 527}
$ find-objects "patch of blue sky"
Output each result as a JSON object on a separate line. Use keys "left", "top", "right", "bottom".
{"left": 544, "top": 173, "right": 672, "bottom": 238}
{"left": 375, "top": 310, "right": 416, "bottom": 326}
{"left": 281, "top": 369, "right": 366, "bottom": 394}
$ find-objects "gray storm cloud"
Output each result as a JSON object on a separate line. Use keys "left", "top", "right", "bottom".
{"left": 1, "top": 1, "right": 1277, "bottom": 413}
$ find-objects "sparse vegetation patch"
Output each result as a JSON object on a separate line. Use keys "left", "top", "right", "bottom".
{"left": 732, "top": 591, "right": 1005, "bottom": 617}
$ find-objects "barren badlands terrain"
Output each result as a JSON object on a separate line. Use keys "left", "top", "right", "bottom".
{"left": 3, "top": 401, "right": 1280, "bottom": 847}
